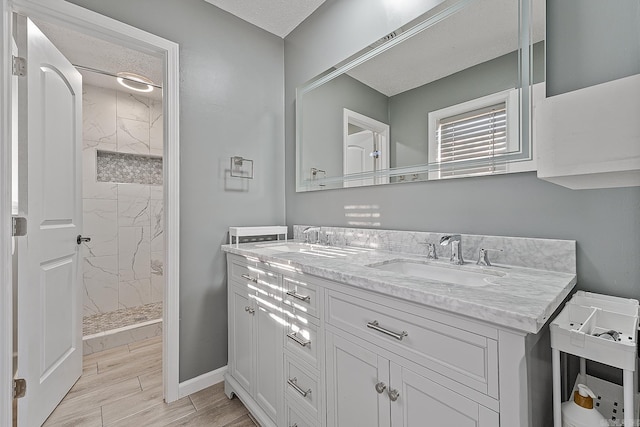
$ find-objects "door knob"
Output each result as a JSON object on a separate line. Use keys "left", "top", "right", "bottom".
{"left": 77, "top": 235, "right": 91, "bottom": 245}
{"left": 388, "top": 388, "right": 400, "bottom": 402}
{"left": 375, "top": 382, "right": 387, "bottom": 394}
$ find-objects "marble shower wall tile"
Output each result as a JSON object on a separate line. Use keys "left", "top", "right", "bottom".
{"left": 83, "top": 256, "right": 119, "bottom": 317}
{"left": 117, "top": 184, "right": 150, "bottom": 227}
{"left": 117, "top": 91, "right": 150, "bottom": 122}
{"left": 150, "top": 185, "right": 163, "bottom": 200}
{"left": 82, "top": 232, "right": 118, "bottom": 259}
{"left": 149, "top": 98, "right": 163, "bottom": 156}
{"left": 118, "top": 226, "right": 151, "bottom": 282}
{"left": 293, "top": 225, "right": 577, "bottom": 274}
{"left": 83, "top": 86, "right": 117, "bottom": 144}
{"left": 83, "top": 199, "right": 118, "bottom": 236}
{"left": 150, "top": 199, "right": 164, "bottom": 253}
{"left": 117, "top": 117, "right": 150, "bottom": 154}
{"left": 118, "top": 278, "right": 151, "bottom": 309}
{"left": 150, "top": 251, "right": 164, "bottom": 303}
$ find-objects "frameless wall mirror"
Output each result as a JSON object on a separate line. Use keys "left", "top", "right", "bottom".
{"left": 296, "top": 0, "right": 545, "bottom": 192}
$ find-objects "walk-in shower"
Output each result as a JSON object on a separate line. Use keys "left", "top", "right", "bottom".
{"left": 80, "top": 78, "right": 164, "bottom": 354}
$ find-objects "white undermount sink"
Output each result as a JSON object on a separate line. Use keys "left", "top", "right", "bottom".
{"left": 369, "top": 259, "right": 505, "bottom": 287}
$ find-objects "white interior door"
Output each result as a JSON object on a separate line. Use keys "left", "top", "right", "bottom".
{"left": 343, "top": 109, "right": 390, "bottom": 187}
{"left": 16, "top": 16, "right": 83, "bottom": 426}
{"left": 345, "top": 131, "right": 376, "bottom": 188}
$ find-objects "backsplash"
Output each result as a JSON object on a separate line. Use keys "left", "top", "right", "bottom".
{"left": 293, "top": 225, "right": 576, "bottom": 274}
{"left": 82, "top": 84, "right": 164, "bottom": 318}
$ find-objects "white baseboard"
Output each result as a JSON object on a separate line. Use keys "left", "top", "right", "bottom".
{"left": 178, "top": 365, "right": 228, "bottom": 399}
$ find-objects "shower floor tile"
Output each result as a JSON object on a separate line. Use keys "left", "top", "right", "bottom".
{"left": 83, "top": 302, "right": 163, "bottom": 336}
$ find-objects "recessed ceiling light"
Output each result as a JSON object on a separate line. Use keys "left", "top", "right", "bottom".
{"left": 116, "top": 72, "right": 154, "bottom": 93}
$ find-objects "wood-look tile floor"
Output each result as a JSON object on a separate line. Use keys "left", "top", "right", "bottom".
{"left": 42, "top": 337, "right": 257, "bottom": 427}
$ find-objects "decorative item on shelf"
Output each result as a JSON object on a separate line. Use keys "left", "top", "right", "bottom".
{"left": 311, "top": 167, "right": 326, "bottom": 187}
{"left": 230, "top": 156, "right": 254, "bottom": 179}
{"left": 228, "top": 226, "right": 288, "bottom": 247}
{"left": 311, "top": 167, "right": 325, "bottom": 179}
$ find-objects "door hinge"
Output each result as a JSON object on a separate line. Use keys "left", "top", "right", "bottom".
{"left": 12, "top": 217, "right": 27, "bottom": 237}
{"left": 13, "top": 378, "right": 26, "bottom": 399}
{"left": 12, "top": 56, "right": 26, "bottom": 77}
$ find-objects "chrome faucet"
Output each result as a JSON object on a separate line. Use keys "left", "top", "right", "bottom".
{"left": 302, "top": 226, "right": 321, "bottom": 244}
{"left": 440, "top": 234, "right": 464, "bottom": 265}
{"left": 476, "top": 248, "right": 503, "bottom": 266}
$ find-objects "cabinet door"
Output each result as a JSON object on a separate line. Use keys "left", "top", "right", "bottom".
{"left": 254, "top": 303, "right": 283, "bottom": 422}
{"left": 390, "top": 364, "right": 499, "bottom": 427}
{"left": 230, "top": 285, "right": 254, "bottom": 394}
{"left": 326, "top": 332, "right": 390, "bottom": 427}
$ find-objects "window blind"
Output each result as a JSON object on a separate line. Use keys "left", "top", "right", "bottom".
{"left": 437, "top": 102, "right": 508, "bottom": 177}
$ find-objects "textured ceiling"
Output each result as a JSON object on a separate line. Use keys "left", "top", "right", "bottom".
{"left": 33, "top": 19, "right": 163, "bottom": 99}
{"left": 346, "top": 0, "right": 546, "bottom": 97}
{"left": 204, "top": 0, "right": 327, "bottom": 38}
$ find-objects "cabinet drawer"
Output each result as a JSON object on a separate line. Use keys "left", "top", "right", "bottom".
{"left": 229, "top": 257, "right": 280, "bottom": 301}
{"left": 229, "top": 256, "right": 278, "bottom": 286}
{"left": 283, "top": 274, "right": 322, "bottom": 320}
{"left": 285, "top": 356, "right": 320, "bottom": 420}
{"left": 285, "top": 317, "right": 321, "bottom": 370}
{"left": 285, "top": 399, "right": 318, "bottom": 427}
{"left": 327, "top": 289, "right": 498, "bottom": 397}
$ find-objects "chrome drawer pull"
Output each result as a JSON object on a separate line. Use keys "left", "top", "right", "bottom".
{"left": 287, "top": 331, "right": 311, "bottom": 347}
{"left": 388, "top": 388, "right": 400, "bottom": 402}
{"left": 366, "top": 320, "right": 408, "bottom": 341}
{"left": 287, "top": 377, "right": 311, "bottom": 398}
{"left": 244, "top": 306, "right": 255, "bottom": 315}
{"left": 241, "top": 274, "right": 258, "bottom": 283}
{"left": 286, "top": 290, "right": 311, "bottom": 302}
{"left": 375, "top": 382, "right": 387, "bottom": 394}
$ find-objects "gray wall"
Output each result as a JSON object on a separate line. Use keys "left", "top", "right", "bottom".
{"left": 284, "top": 0, "right": 640, "bottom": 300}
{"left": 301, "top": 74, "right": 388, "bottom": 178}
{"left": 547, "top": 0, "right": 640, "bottom": 96}
{"left": 67, "top": 0, "right": 285, "bottom": 381}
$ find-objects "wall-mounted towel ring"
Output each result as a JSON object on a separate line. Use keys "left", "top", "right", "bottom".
{"left": 230, "top": 156, "right": 254, "bottom": 179}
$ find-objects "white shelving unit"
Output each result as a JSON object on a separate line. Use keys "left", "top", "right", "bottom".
{"left": 228, "top": 226, "right": 288, "bottom": 247}
{"left": 551, "top": 291, "right": 639, "bottom": 426}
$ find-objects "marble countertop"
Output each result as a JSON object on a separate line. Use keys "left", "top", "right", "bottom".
{"left": 222, "top": 240, "right": 577, "bottom": 334}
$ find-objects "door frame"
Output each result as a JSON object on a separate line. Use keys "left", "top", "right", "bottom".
{"left": 0, "top": 1, "right": 181, "bottom": 423}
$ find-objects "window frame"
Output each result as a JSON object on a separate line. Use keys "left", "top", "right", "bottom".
{"left": 428, "top": 88, "right": 522, "bottom": 179}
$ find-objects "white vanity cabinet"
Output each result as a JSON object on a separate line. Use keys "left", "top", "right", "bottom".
{"left": 325, "top": 287, "right": 500, "bottom": 427}
{"left": 226, "top": 256, "right": 283, "bottom": 426}
{"left": 225, "top": 253, "right": 553, "bottom": 427}
{"left": 326, "top": 331, "right": 499, "bottom": 427}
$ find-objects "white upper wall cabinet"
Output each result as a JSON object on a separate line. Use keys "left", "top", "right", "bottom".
{"left": 535, "top": 73, "right": 640, "bottom": 189}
